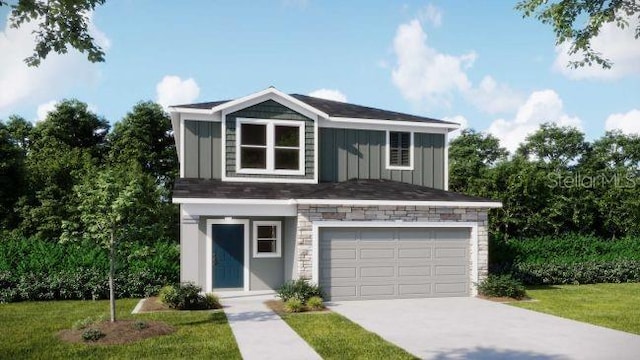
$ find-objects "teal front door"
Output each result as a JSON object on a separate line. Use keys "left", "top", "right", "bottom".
{"left": 212, "top": 224, "right": 244, "bottom": 288}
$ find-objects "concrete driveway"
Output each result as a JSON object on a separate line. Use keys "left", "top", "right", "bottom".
{"left": 329, "top": 297, "right": 640, "bottom": 360}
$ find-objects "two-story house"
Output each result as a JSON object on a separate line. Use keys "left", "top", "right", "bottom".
{"left": 169, "top": 87, "right": 500, "bottom": 301}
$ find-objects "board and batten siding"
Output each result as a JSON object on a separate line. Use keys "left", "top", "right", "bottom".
{"left": 319, "top": 128, "right": 445, "bottom": 189}
{"left": 226, "top": 100, "right": 315, "bottom": 180}
{"left": 184, "top": 120, "right": 222, "bottom": 179}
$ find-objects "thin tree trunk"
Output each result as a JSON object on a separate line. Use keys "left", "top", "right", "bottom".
{"left": 109, "top": 227, "right": 116, "bottom": 322}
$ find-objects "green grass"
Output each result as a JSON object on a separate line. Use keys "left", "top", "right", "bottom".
{"left": 282, "top": 312, "right": 417, "bottom": 360}
{"left": 0, "top": 299, "right": 241, "bottom": 359}
{"left": 511, "top": 283, "right": 640, "bottom": 335}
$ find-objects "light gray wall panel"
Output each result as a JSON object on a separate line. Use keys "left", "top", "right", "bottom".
{"left": 284, "top": 217, "right": 297, "bottom": 282}
{"left": 225, "top": 100, "right": 315, "bottom": 180}
{"left": 319, "top": 128, "right": 445, "bottom": 189}
{"left": 184, "top": 120, "right": 222, "bottom": 179}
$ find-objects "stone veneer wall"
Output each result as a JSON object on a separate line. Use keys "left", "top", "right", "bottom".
{"left": 295, "top": 205, "right": 490, "bottom": 288}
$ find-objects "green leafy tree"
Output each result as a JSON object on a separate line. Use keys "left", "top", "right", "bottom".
{"left": 0, "top": 0, "right": 107, "bottom": 66}
{"left": 580, "top": 131, "right": 640, "bottom": 237}
{"left": 0, "top": 121, "right": 26, "bottom": 229}
{"left": 516, "top": 123, "right": 589, "bottom": 168}
{"left": 516, "top": 0, "right": 640, "bottom": 69}
{"left": 449, "top": 129, "right": 508, "bottom": 196}
{"left": 107, "top": 101, "right": 177, "bottom": 189}
{"left": 4, "top": 115, "right": 33, "bottom": 151}
{"left": 62, "top": 165, "right": 164, "bottom": 321}
{"left": 18, "top": 99, "right": 109, "bottom": 239}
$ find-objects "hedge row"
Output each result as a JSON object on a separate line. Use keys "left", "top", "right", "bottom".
{"left": 490, "top": 234, "right": 640, "bottom": 285}
{"left": 0, "top": 235, "right": 179, "bottom": 303}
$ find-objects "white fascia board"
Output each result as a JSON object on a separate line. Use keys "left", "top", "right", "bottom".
{"left": 173, "top": 198, "right": 296, "bottom": 205}
{"left": 179, "top": 112, "right": 221, "bottom": 122}
{"left": 170, "top": 112, "right": 181, "bottom": 161}
{"left": 174, "top": 197, "right": 502, "bottom": 208}
{"left": 211, "top": 87, "right": 328, "bottom": 120}
{"left": 183, "top": 203, "right": 297, "bottom": 217}
{"left": 169, "top": 106, "right": 215, "bottom": 115}
{"left": 318, "top": 117, "right": 451, "bottom": 134}
{"left": 295, "top": 199, "right": 503, "bottom": 208}
{"left": 324, "top": 117, "right": 459, "bottom": 131}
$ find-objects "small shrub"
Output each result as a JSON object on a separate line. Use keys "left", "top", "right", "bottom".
{"left": 132, "top": 320, "right": 148, "bottom": 330}
{"left": 81, "top": 328, "right": 105, "bottom": 342}
{"left": 72, "top": 316, "right": 95, "bottom": 330}
{"left": 284, "top": 298, "right": 304, "bottom": 313}
{"left": 158, "top": 285, "right": 178, "bottom": 305}
{"left": 276, "top": 278, "right": 323, "bottom": 303}
{"left": 306, "top": 296, "right": 324, "bottom": 311}
{"left": 159, "top": 283, "right": 219, "bottom": 310}
{"left": 477, "top": 274, "right": 527, "bottom": 299}
{"left": 203, "top": 293, "right": 222, "bottom": 309}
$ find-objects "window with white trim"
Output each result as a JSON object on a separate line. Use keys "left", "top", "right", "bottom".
{"left": 237, "top": 118, "right": 304, "bottom": 175}
{"left": 386, "top": 131, "right": 413, "bottom": 169}
{"left": 253, "top": 221, "right": 281, "bottom": 258}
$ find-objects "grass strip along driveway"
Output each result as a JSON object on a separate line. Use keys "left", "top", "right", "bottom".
{"left": 0, "top": 299, "right": 241, "bottom": 359}
{"left": 511, "top": 283, "right": 640, "bottom": 335}
{"left": 282, "top": 311, "right": 417, "bottom": 360}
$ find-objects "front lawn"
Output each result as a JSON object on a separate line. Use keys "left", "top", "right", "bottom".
{"left": 282, "top": 312, "right": 417, "bottom": 360}
{"left": 510, "top": 283, "right": 640, "bottom": 335}
{"left": 0, "top": 299, "right": 241, "bottom": 359}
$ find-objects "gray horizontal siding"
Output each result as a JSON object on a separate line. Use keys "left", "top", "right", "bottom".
{"left": 184, "top": 120, "right": 222, "bottom": 179}
{"left": 226, "top": 100, "right": 314, "bottom": 180}
{"left": 319, "top": 128, "right": 445, "bottom": 189}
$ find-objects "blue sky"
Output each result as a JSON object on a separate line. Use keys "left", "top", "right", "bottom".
{"left": 1, "top": 1, "right": 638, "bottom": 151}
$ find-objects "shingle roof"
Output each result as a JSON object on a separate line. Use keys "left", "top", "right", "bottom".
{"left": 173, "top": 94, "right": 456, "bottom": 126}
{"left": 173, "top": 178, "right": 498, "bottom": 204}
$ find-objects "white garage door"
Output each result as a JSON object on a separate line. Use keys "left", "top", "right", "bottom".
{"left": 319, "top": 227, "right": 471, "bottom": 301}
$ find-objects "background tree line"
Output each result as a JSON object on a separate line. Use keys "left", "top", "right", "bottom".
{"left": 0, "top": 100, "right": 179, "bottom": 302}
{"left": 450, "top": 124, "right": 640, "bottom": 284}
{"left": 450, "top": 124, "right": 640, "bottom": 240}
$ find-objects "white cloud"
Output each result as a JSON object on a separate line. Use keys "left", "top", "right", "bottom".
{"left": 444, "top": 115, "right": 468, "bottom": 141}
{"left": 0, "top": 13, "right": 107, "bottom": 113}
{"left": 605, "top": 109, "right": 640, "bottom": 135}
{"left": 465, "top": 75, "right": 525, "bottom": 114}
{"left": 35, "top": 100, "right": 58, "bottom": 122}
{"left": 553, "top": 15, "right": 640, "bottom": 80}
{"left": 486, "top": 90, "right": 582, "bottom": 152}
{"left": 390, "top": 19, "right": 521, "bottom": 114}
{"left": 155, "top": 75, "right": 200, "bottom": 109}
{"left": 308, "top": 88, "right": 348, "bottom": 102}
{"left": 418, "top": 4, "right": 442, "bottom": 27}
{"left": 391, "top": 19, "right": 475, "bottom": 107}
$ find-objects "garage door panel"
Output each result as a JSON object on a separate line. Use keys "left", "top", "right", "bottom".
{"left": 359, "top": 248, "right": 395, "bottom": 259}
{"left": 435, "top": 282, "right": 468, "bottom": 295}
{"left": 398, "top": 283, "right": 432, "bottom": 296}
{"left": 397, "top": 229, "right": 432, "bottom": 241}
{"left": 320, "top": 227, "right": 471, "bottom": 300}
{"left": 360, "top": 266, "right": 395, "bottom": 278}
{"left": 435, "top": 247, "right": 467, "bottom": 259}
{"left": 323, "top": 248, "right": 357, "bottom": 260}
{"left": 321, "top": 266, "right": 357, "bottom": 279}
{"left": 398, "top": 265, "right": 431, "bottom": 277}
{"left": 398, "top": 248, "right": 431, "bottom": 259}
{"left": 360, "top": 284, "right": 395, "bottom": 296}
{"left": 358, "top": 230, "right": 394, "bottom": 242}
{"left": 435, "top": 265, "right": 467, "bottom": 276}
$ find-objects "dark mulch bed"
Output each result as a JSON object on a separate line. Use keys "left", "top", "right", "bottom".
{"left": 58, "top": 320, "right": 175, "bottom": 345}
{"left": 265, "top": 299, "right": 329, "bottom": 315}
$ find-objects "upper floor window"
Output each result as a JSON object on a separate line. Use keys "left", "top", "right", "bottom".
{"left": 386, "top": 131, "right": 413, "bottom": 170}
{"left": 237, "top": 118, "right": 305, "bottom": 175}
